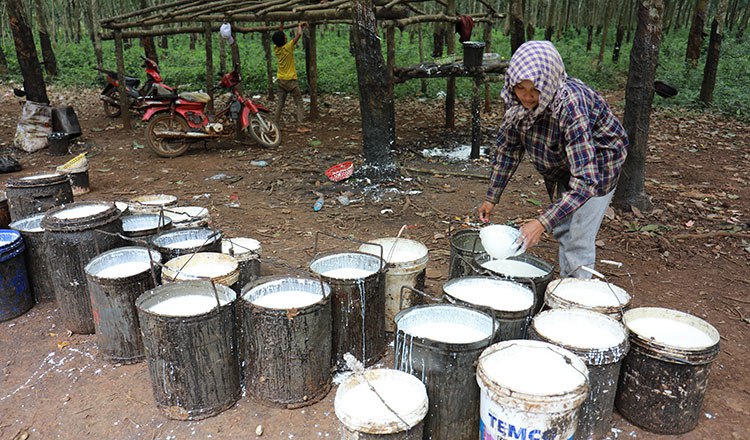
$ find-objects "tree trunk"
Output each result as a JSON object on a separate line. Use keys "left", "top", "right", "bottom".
{"left": 510, "top": 0, "right": 526, "bottom": 54}
{"left": 189, "top": 33, "right": 197, "bottom": 50}
{"left": 34, "top": 0, "right": 57, "bottom": 77}
{"left": 204, "top": 22, "right": 214, "bottom": 115}
{"left": 686, "top": 0, "right": 708, "bottom": 68}
{"left": 735, "top": 1, "right": 750, "bottom": 40}
{"left": 613, "top": 0, "right": 628, "bottom": 63}
{"left": 726, "top": 0, "right": 739, "bottom": 31}
{"left": 0, "top": 44, "right": 8, "bottom": 75}
{"left": 114, "top": 30, "right": 131, "bottom": 129}
{"left": 305, "top": 23, "right": 319, "bottom": 120}
{"left": 6, "top": 0, "right": 49, "bottom": 104}
{"left": 418, "top": 25, "right": 427, "bottom": 95}
{"left": 446, "top": 0, "right": 456, "bottom": 129}
{"left": 261, "top": 30, "right": 274, "bottom": 101}
{"left": 614, "top": 0, "right": 665, "bottom": 213}
{"left": 483, "top": 22, "right": 493, "bottom": 112}
{"left": 432, "top": 22, "right": 445, "bottom": 57}
{"left": 597, "top": 0, "right": 616, "bottom": 66}
{"left": 351, "top": 0, "right": 399, "bottom": 179}
{"left": 699, "top": 0, "right": 728, "bottom": 106}
{"left": 85, "top": 0, "right": 103, "bottom": 74}
{"left": 219, "top": 37, "right": 227, "bottom": 74}
{"left": 141, "top": 0, "right": 158, "bottom": 64}
{"left": 544, "top": 0, "right": 555, "bottom": 40}
{"left": 160, "top": 35, "right": 168, "bottom": 49}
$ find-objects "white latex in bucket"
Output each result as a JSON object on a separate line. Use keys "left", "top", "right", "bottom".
{"left": 162, "top": 252, "right": 239, "bottom": 288}
{"left": 479, "top": 259, "right": 548, "bottom": 278}
{"left": 335, "top": 368, "right": 428, "bottom": 435}
{"left": 476, "top": 340, "right": 589, "bottom": 440}
{"left": 222, "top": 237, "right": 261, "bottom": 262}
{"left": 129, "top": 194, "right": 178, "bottom": 214}
{"left": 443, "top": 277, "right": 534, "bottom": 313}
{"left": 545, "top": 278, "right": 631, "bottom": 319}
{"left": 164, "top": 206, "right": 210, "bottom": 228}
{"left": 623, "top": 307, "right": 720, "bottom": 351}
{"left": 358, "top": 237, "right": 429, "bottom": 333}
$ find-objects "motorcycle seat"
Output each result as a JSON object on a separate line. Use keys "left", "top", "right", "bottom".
{"left": 178, "top": 91, "right": 211, "bottom": 103}
{"left": 124, "top": 77, "right": 140, "bottom": 88}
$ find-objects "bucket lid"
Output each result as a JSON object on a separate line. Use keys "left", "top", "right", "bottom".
{"left": 478, "top": 256, "right": 550, "bottom": 279}
{"left": 9, "top": 213, "right": 46, "bottom": 233}
{"left": 137, "top": 280, "right": 235, "bottom": 317}
{"left": 162, "top": 252, "right": 239, "bottom": 285}
{"left": 334, "top": 368, "right": 428, "bottom": 434}
{"left": 477, "top": 340, "right": 589, "bottom": 409}
{"left": 479, "top": 225, "right": 524, "bottom": 260}
{"left": 222, "top": 237, "right": 261, "bottom": 261}
{"left": 7, "top": 172, "right": 69, "bottom": 188}
{"left": 443, "top": 277, "right": 534, "bottom": 313}
{"left": 545, "top": 278, "right": 631, "bottom": 311}
{"left": 85, "top": 246, "right": 161, "bottom": 280}
{"left": 128, "top": 194, "right": 178, "bottom": 214}
{"left": 358, "top": 237, "right": 428, "bottom": 266}
{"left": 163, "top": 206, "right": 209, "bottom": 226}
{"left": 623, "top": 307, "right": 720, "bottom": 353}
{"left": 309, "top": 251, "right": 381, "bottom": 280}
{"left": 532, "top": 308, "right": 629, "bottom": 364}
{"left": 242, "top": 276, "right": 329, "bottom": 310}
{"left": 396, "top": 304, "right": 495, "bottom": 345}
{"left": 122, "top": 214, "right": 172, "bottom": 235}
{"left": 41, "top": 201, "right": 120, "bottom": 232}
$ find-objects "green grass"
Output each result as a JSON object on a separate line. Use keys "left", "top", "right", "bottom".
{"left": 1, "top": 25, "right": 749, "bottom": 120}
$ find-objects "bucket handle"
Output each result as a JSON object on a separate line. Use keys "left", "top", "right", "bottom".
{"left": 313, "top": 230, "right": 385, "bottom": 273}
{"left": 477, "top": 341, "right": 589, "bottom": 383}
{"left": 551, "top": 264, "right": 627, "bottom": 319}
{"left": 94, "top": 228, "right": 162, "bottom": 286}
{"left": 261, "top": 255, "right": 328, "bottom": 299}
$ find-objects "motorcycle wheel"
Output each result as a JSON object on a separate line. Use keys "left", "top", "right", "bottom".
{"left": 146, "top": 113, "right": 190, "bottom": 158}
{"left": 102, "top": 88, "right": 122, "bottom": 118}
{"left": 246, "top": 111, "right": 281, "bottom": 148}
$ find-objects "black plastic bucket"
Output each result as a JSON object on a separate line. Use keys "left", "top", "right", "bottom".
{"left": 136, "top": 280, "right": 240, "bottom": 420}
{"left": 442, "top": 276, "right": 534, "bottom": 341}
{"left": 309, "top": 251, "right": 386, "bottom": 369}
{"left": 5, "top": 173, "right": 74, "bottom": 221}
{"left": 394, "top": 304, "right": 497, "bottom": 440}
{"left": 51, "top": 106, "right": 82, "bottom": 139}
{"left": 529, "top": 308, "right": 629, "bottom": 440}
{"left": 150, "top": 227, "right": 222, "bottom": 262}
{"left": 222, "top": 237, "right": 262, "bottom": 290}
{"left": 9, "top": 214, "right": 56, "bottom": 302}
{"left": 41, "top": 201, "right": 124, "bottom": 334}
{"left": 463, "top": 41, "right": 486, "bottom": 67}
{"left": 448, "top": 228, "right": 485, "bottom": 280}
{"left": 0, "top": 230, "right": 33, "bottom": 322}
{"left": 615, "top": 307, "right": 721, "bottom": 434}
{"left": 121, "top": 214, "right": 173, "bottom": 242}
{"left": 473, "top": 253, "right": 554, "bottom": 314}
{"left": 240, "top": 276, "right": 332, "bottom": 408}
{"left": 46, "top": 132, "right": 70, "bottom": 156}
{"left": 85, "top": 246, "right": 162, "bottom": 363}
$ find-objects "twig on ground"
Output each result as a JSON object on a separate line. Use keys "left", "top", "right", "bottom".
{"left": 671, "top": 231, "right": 750, "bottom": 240}
{"left": 402, "top": 166, "right": 487, "bottom": 180}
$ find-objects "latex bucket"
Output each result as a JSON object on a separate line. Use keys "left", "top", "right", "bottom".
{"left": 136, "top": 280, "right": 240, "bottom": 420}
{"left": 615, "top": 307, "right": 720, "bottom": 434}
{"left": 335, "top": 368, "right": 428, "bottom": 439}
{"left": 164, "top": 206, "right": 210, "bottom": 228}
{"left": 9, "top": 213, "right": 56, "bottom": 302}
{"left": 475, "top": 253, "right": 554, "bottom": 314}
{"left": 358, "top": 237, "right": 429, "bottom": 333}
{"left": 6, "top": 172, "right": 74, "bottom": 221}
{"left": 309, "top": 251, "right": 386, "bottom": 369}
{"left": 529, "top": 309, "right": 629, "bottom": 440}
{"left": 0, "top": 230, "right": 33, "bottom": 321}
{"left": 448, "top": 228, "right": 484, "bottom": 280}
{"left": 241, "top": 276, "right": 332, "bottom": 408}
{"left": 85, "top": 246, "right": 162, "bottom": 363}
{"left": 162, "top": 252, "right": 239, "bottom": 291}
{"left": 477, "top": 340, "right": 589, "bottom": 440}
{"left": 442, "top": 276, "right": 534, "bottom": 341}
{"left": 150, "top": 227, "right": 222, "bottom": 262}
{"left": 222, "top": 237, "right": 262, "bottom": 290}
{"left": 395, "top": 304, "right": 496, "bottom": 440}
{"left": 41, "top": 201, "right": 124, "bottom": 334}
{"left": 121, "top": 214, "right": 173, "bottom": 240}
{"left": 545, "top": 278, "right": 632, "bottom": 320}
{"left": 128, "top": 194, "right": 178, "bottom": 215}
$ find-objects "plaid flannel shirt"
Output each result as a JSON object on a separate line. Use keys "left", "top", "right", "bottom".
{"left": 487, "top": 78, "right": 628, "bottom": 231}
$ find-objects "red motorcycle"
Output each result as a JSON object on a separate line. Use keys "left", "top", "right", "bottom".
{"left": 98, "top": 56, "right": 173, "bottom": 118}
{"left": 142, "top": 65, "right": 280, "bottom": 157}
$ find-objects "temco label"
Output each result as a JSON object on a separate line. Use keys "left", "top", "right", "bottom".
{"left": 479, "top": 413, "right": 573, "bottom": 440}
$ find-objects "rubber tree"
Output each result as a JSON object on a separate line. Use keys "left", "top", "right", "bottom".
{"left": 34, "top": 0, "right": 58, "bottom": 77}
{"left": 699, "top": 0, "right": 729, "bottom": 106}
{"left": 686, "top": 0, "right": 708, "bottom": 68}
{"left": 613, "top": 0, "right": 665, "bottom": 213}
{"left": 351, "top": 0, "right": 399, "bottom": 180}
{"left": 6, "top": 0, "right": 49, "bottom": 104}
{"left": 510, "top": 0, "right": 526, "bottom": 54}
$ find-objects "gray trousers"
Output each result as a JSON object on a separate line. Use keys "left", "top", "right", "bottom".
{"left": 552, "top": 190, "right": 615, "bottom": 278}
{"left": 274, "top": 79, "right": 303, "bottom": 124}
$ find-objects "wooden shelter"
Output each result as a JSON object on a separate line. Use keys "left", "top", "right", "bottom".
{"left": 99, "top": 0, "right": 506, "bottom": 157}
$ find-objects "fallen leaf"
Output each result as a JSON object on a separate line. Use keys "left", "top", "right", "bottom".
{"left": 526, "top": 198, "right": 542, "bottom": 207}
{"left": 296, "top": 127, "right": 312, "bottom": 134}
{"left": 632, "top": 206, "right": 644, "bottom": 218}
{"left": 308, "top": 139, "right": 322, "bottom": 147}
{"left": 57, "top": 341, "right": 69, "bottom": 349}
{"left": 604, "top": 207, "right": 615, "bottom": 220}
{"left": 685, "top": 220, "right": 694, "bottom": 227}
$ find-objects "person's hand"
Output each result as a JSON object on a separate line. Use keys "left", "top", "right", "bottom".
{"left": 518, "top": 219, "right": 545, "bottom": 249}
{"left": 300, "top": 21, "right": 309, "bottom": 27}
{"left": 478, "top": 201, "right": 495, "bottom": 223}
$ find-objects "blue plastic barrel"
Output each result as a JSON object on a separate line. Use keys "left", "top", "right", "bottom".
{"left": 0, "top": 230, "right": 33, "bottom": 321}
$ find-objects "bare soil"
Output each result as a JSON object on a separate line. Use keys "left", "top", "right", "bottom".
{"left": 0, "top": 85, "right": 748, "bottom": 440}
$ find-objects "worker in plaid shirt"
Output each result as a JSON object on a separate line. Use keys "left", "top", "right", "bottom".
{"left": 478, "top": 41, "right": 628, "bottom": 278}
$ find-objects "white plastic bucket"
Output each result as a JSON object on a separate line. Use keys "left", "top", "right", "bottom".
{"left": 335, "top": 368, "right": 428, "bottom": 439}
{"left": 545, "top": 278, "right": 632, "bottom": 320}
{"left": 128, "top": 194, "right": 178, "bottom": 214}
{"left": 476, "top": 340, "right": 589, "bottom": 440}
{"left": 359, "top": 237, "right": 429, "bottom": 332}
{"left": 530, "top": 309, "right": 629, "bottom": 440}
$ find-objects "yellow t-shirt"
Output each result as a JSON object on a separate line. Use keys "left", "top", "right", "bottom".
{"left": 274, "top": 40, "right": 297, "bottom": 81}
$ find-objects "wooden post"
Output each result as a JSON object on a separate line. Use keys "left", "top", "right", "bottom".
{"left": 229, "top": 22, "right": 242, "bottom": 94}
{"left": 114, "top": 29, "right": 131, "bottom": 129}
{"left": 306, "top": 23, "right": 319, "bottom": 120}
{"left": 204, "top": 22, "right": 214, "bottom": 115}
{"left": 471, "top": 76, "right": 482, "bottom": 159}
{"left": 445, "top": 0, "right": 456, "bottom": 129}
{"left": 261, "top": 26, "right": 274, "bottom": 101}
{"left": 219, "top": 36, "right": 227, "bottom": 74}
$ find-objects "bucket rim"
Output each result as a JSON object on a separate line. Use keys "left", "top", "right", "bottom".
{"left": 240, "top": 274, "right": 331, "bottom": 311}
{"left": 150, "top": 227, "right": 222, "bottom": 250}
{"left": 357, "top": 237, "right": 429, "bottom": 266}
{"left": 308, "top": 250, "right": 384, "bottom": 279}
{"left": 85, "top": 246, "right": 162, "bottom": 280}
{"left": 0, "top": 229, "right": 24, "bottom": 253}
{"left": 394, "top": 303, "right": 497, "bottom": 348}
{"left": 450, "top": 228, "right": 485, "bottom": 253}
{"left": 161, "top": 252, "right": 239, "bottom": 285}
{"left": 136, "top": 279, "right": 236, "bottom": 319}
{"left": 9, "top": 213, "right": 46, "bottom": 232}
{"left": 334, "top": 368, "right": 428, "bottom": 434}
{"left": 442, "top": 276, "right": 535, "bottom": 313}
{"left": 7, "top": 172, "right": 70, "bottom": 188}
{"left": 623, "top": 307, "right": 720, "bottom": 364}
{"left": 41, "top": 201, "right": 120, "bottom": 232}
{"left": 545, "top": 278, "right": 632, "bottom": 313}
{"left": 474, "top": 253, "right": 554, "bottom": 281}
{"left": 477, "top": 340, "right": 589, "bottom": 410}
{"left": 222, "top": 237, "right": 262, "bottom": 261}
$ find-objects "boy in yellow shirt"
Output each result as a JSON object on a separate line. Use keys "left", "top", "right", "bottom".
{"left": 272, "top": 22, "right": 307, "bottom": 125}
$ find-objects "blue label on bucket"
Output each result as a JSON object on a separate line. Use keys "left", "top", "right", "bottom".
{"left": 479, "top": 415, "right": 573, "bottom": 440}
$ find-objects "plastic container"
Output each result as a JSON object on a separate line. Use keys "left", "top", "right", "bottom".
{"left": 222, "top": 237, "right": 261, "bottom": 289}
{"left": 477, "top": 340, "right": 590, "bottom": 440}
{"left": 0, "top": 230, "right": 33, "bottom": 322}
{"left": 615, "top": 307, "right": 720, "bottom": 434}
{"left": 545, "top": 278, "right": 632, "bottom": 320}
{"left": 51, "top": 105, "right": 82, "bottom": 139}
{"left": 46, "top": 132, "right": 70, "bottom": 156}
{"left": 358, "top": 237, "right": 429, "bottom": 333}
{"left": 325, "top": 161, "right": 354, "bottom": 182}
{"left": 479, "top": 224, "right": 523, "bottom": 260}
{"left": 162, "top": 252, "right": 239, "bottom": 291}
{"left": 529, "top": 309, "right": 629, "bottom": 439}
{"left": 463, "top": 41, "right": 486, "bottom": 67}
{"left": 335, "top": 369, "right": 428, "bottom": 439}
{"left": 240, "top": 276, "right": 332, "bottom": 408}
{"left": 9, "top": 214, "right": 56, "bottom": 302}
{"left": 5, "top": 172, "right": 74, "bottom": 221}
{"left": 128, "top": 194, "right": 178, "bottom": 215}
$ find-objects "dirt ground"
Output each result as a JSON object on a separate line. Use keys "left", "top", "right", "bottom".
{"left": 0, "top": 84, "right": 748, "bottom": 440}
